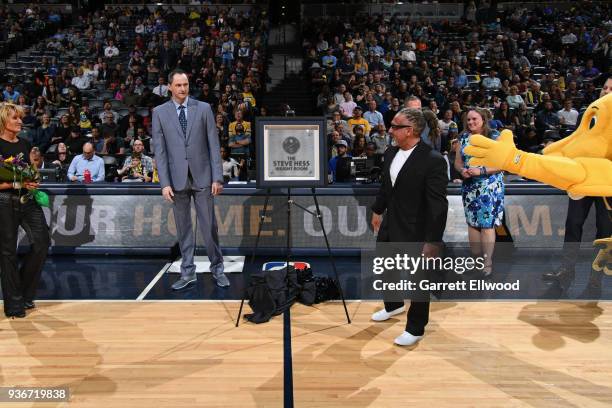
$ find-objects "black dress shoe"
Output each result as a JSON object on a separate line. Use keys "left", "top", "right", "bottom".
{"left": 5, "top": 310, "right": 26, "bottom": 318}
{"left": 24, "top": 301, "right": 35, "bottom": 310}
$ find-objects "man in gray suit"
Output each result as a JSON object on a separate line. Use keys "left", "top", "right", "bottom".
{"left": 152, "top": 68, "right": 230, "bottom": 289}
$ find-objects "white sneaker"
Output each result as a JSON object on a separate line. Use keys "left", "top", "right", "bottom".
{"left": 371, "top": 306, "right": 405, "bottom": 322}
{"left": 394, "top": 331, "right": 424, "bottom": 346}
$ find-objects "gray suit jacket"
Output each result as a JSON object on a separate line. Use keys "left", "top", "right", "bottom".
{"left": 152, "top": 97, "right": 223, "bottom": 191}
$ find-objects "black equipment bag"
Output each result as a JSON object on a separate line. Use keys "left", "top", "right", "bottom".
{"left": 245, "top": 262, "right": 319, "bottom": 323}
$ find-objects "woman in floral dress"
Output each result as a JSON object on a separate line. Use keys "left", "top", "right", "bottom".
{"left": 454, "top": 108, "right": 505, "bottom": 275}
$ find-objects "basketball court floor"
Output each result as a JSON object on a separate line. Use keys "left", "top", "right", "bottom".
{"left": 1, "top": 254, "right": 612, "bottom": 407}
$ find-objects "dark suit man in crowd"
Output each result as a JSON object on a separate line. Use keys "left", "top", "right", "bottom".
{"left": 370, "top": 108, "right": 448, "bottom": 346}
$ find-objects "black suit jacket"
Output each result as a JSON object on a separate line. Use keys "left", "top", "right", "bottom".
{"left": 372, "top": 141, "right": 448, "bottom": 243}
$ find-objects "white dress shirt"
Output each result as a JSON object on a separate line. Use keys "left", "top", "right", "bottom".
{"left": 172, "top": 97, "right": 189, "bottom": 121}
{"left": 390, "top": 145, "right": 416, "bottom": 187}
{"left": 557, "top": 108, "right": 579, "bottom": 126}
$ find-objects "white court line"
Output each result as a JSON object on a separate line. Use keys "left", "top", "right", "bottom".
{"left": 167, "top": 256, "right": 245, "bottom": 274}
{"left": 135, "top": 263, "right": 171, "bottom": 301}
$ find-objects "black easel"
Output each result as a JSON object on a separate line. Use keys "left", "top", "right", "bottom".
{"left": 235, "top": 187, "right": 351, "bottom": 326}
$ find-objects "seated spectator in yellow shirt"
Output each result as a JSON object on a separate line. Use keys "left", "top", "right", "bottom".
{"left": 242, "top": 83, "right": 257, "bottom": 107}
{"left": 347, "top": 106, "right": 371, "bottom": 136}
{"left": 229, "top": 110, "right": 252, "bottom": 137}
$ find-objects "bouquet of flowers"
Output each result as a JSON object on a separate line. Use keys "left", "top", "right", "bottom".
{"left": 0, "top": 153, "right": 50, "bottom": 207}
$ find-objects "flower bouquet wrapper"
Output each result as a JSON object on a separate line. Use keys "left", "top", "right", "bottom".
{"left": 0, "top": 154, "right": 50, "bottom": 207}
{"left": 33, "top": 189, "right": 50, "bottom": 207}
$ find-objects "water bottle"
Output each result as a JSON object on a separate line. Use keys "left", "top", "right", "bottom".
{"left": 84, "top": 169, "right": 92, "bottom": 183}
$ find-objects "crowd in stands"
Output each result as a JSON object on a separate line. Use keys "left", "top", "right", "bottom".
{"left": 0, "top": 5, "right": 67, "bottom": 60}
{"left": 303, "top": 1, "right": 612, "bottom": 179}
{"left": 3, "top": 2, "right": 612, "bottom": 185}
{"left": 0, "top": 4, "right": 268, "bottom": 183}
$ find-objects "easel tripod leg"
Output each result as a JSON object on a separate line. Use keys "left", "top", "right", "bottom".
{"left": 236, "top": 189, "right": 271, "bottom": 327}
{"left": 311, "top": 188, "right": 351, "bottom": 324}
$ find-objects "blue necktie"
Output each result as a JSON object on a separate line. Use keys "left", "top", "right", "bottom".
{"left": 178, "top": 105, "right": 187, "bottom": 137}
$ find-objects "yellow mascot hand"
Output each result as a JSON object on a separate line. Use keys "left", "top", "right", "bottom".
{"left": 464, "top": 130, "right": 523, "bottom": 173}
{"left": 593, "top": 237, "right": 612, "bottom": 276}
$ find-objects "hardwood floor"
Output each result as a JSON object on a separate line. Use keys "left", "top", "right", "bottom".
{"left": 1, "top": 301, "right": 611, "bottom": 407}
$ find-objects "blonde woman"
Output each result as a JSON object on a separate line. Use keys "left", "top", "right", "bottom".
{"left": 0, "top": 103, "right": 50, "bottom": 318}
{"left": 354, "top": 54, "right": 369, "bottom": 76}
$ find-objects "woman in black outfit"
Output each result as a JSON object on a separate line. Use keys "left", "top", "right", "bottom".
{"left": 0, "top": 103, "right": 50, "bottom": 318}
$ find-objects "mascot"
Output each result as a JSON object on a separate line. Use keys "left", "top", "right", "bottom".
{"left": 465, "top": 92, "right": 612, "bottom": 275}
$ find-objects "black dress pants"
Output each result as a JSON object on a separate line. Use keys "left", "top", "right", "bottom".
{"left": 384, "top": 300, "right": 430, "bottom": 336}
{"left": 562, "top": 197, "right": 612, "bottom": 268}
{"left": 0, "top": 192, "right": 50, "bottom": 316}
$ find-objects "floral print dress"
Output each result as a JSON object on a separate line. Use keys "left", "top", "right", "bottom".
{"left": 459, "top": 130, "right": 505, "bottom": 228}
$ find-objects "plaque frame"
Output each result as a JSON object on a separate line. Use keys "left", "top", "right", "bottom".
{"left": 256, "top": 117, "right": 327, "bottom": 188}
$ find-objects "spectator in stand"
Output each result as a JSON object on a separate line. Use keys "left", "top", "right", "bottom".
{"left": 557, "top": 99, "right": 580, "bottom": 129}
{"left": 352, "top": 134, "right": 367, "bottom": 157}
{"left": 118, "top": 140, "right": 153, "bottom": 179}
{"left": 67, "top": 142, "right": 105, "bottom": 183}
{"left": 89, "top": 127, "right": 105, "bottom": 153}
{"left": 364, "top": 100, "right": 384, "bottom": 129}
{"left": 439, "top": 110, "right": 459, "bottom": 141}
{"left": 581, "top": 59, "right": 601, "bottom": 80}
{"left": 100, "top": 110, "right": 119, "bottom": 137}
{"left": 133, "top": 127, "right": 152, "bottom": 154}
{"left": 494, "top": 101, "right": 514, "bottom": 131}
{"left": 98, "top": 101, "right": 118, "bottom": 124}
{"left": 121, "top": 115, "right": 140, "bottom": 149}
{"left": 50, "top": 142, "right": 70, "bottom": 180}
{"left": 3, "top": 84, "right": 20, "bottom": 103}
{"left": 322, "top": 48, "right": 337, "bottom": 70}
{"left": 221, "top": 34, "right": 235, "bottom": 68}
{"left": 71, "top": 68, "right": 91, "bottom": 90}
{"left": 229, "top": 109, "right": 251, "bottom": 138}
{"left": 328, "top": 140, "right": 351, "bottom": 182}
{"left": 453, "top": 66, "right": 469, "bottom": 89}
{"left": 104, "top": 39, "right": 120, "bottom": 59}
{"left": 43, "top": 82, "right": 62, "bottom": 112}
{"left": 62, "top": 87, "right": 82, "bottom": 107}
{"left": 506, "top": 86, "right": 525, "bottom": 109}
{"left": 221, "top": 146, "right": 242, "bottom": 181}
{"left": 33, "top": 113, "right": 55, "bottom": 152}
{"left": 384, "top": 97, "right": 401, "bottom": 129}
{"left": 29, "top": 147, "right": 53, "bottom": 171}
{"left": 65, "top": 127, "right": 87, "bottom": 156}
{"left": 21, "top": 106, "right": 39, "bottom": 131}
{"left": 513, "top": 103, "right": 536, "bottom": 150}
{"left": 347, "top": 106, "right": 371, "bottom": 136}
{"left": 536, "top": 100, "right": 561, "bottom": 137}
{"left": 367, "top": 123, "right": 390, "bottom": 154}
{"left": 228, "top": 122, "right": 251, "bottom": 155}
{"left": 482, "top": 69, "right": 502, "bottom": 91}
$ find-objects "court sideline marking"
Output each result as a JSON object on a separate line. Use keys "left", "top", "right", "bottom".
{"left": 136, "top": 263, "right": 171, "bottom": 300}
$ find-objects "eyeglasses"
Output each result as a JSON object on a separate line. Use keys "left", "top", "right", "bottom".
{"left": 389, "top": 124, "right": 413, "bottom": 130}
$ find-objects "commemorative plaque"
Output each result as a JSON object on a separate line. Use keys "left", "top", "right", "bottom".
{"left": 256, "top": 117, "right": 327, "bottom": 187}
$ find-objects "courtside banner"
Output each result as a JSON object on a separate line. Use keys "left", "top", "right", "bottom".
{"left": 20, "top": 193, "right": 596, "bottom": 249}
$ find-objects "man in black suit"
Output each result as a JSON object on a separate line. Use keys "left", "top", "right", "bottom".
{"left": 370, "top": 108, "right": 448, "bottom": 346}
